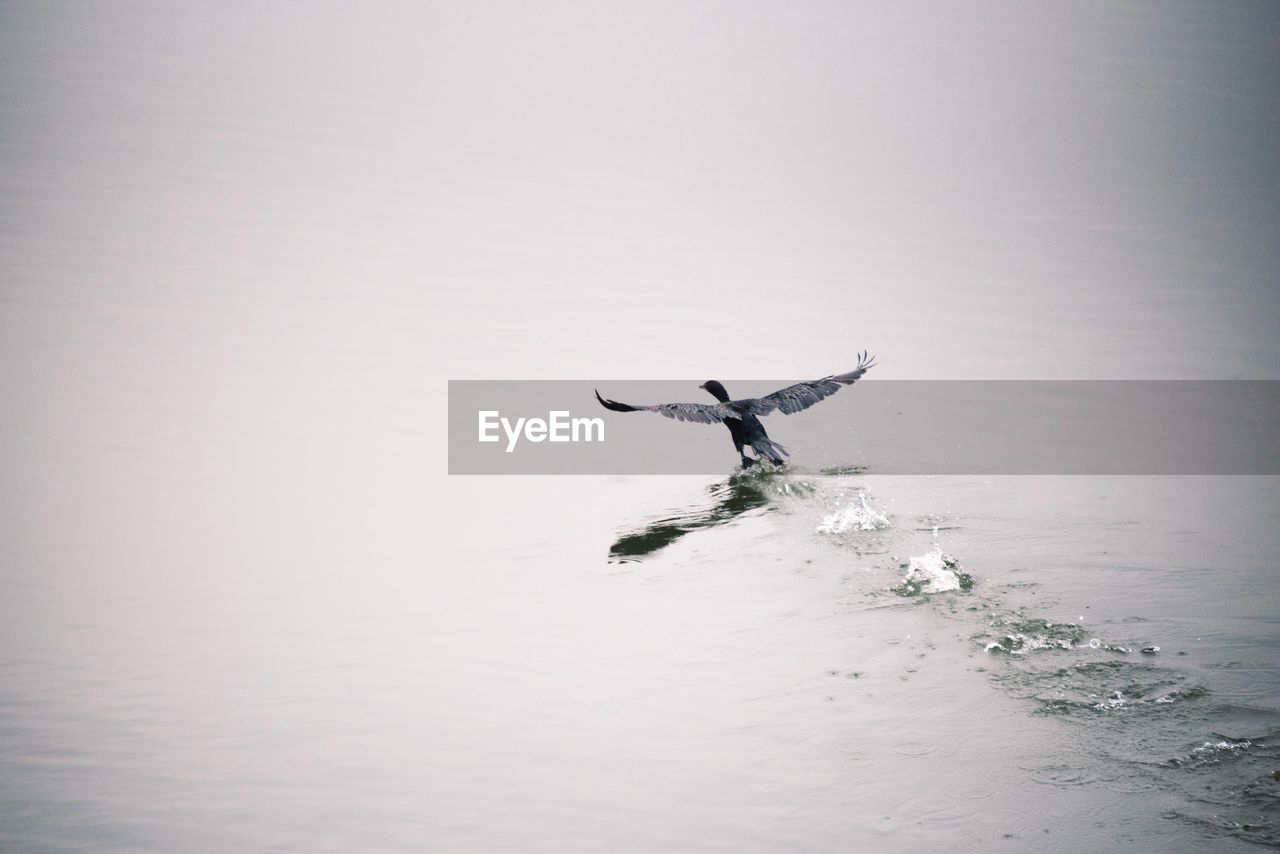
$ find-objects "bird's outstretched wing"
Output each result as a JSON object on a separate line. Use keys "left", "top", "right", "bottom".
{"left": 594, "top": 390, "right": 728, "bottom": 425}
{"left": 746, "top": 351, "right": 877, "bottom": 416}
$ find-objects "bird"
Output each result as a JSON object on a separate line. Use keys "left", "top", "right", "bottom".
{"left": 594, "top": 352, "right": 877, "bottom": 470}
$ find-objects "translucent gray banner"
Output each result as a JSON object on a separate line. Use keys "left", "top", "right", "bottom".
{"left": 448, "top": 381, "right": 1280, "bottom": 475}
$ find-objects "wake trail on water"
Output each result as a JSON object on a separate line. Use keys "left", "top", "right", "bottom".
{"left": 606, "top": 469, "right": 1280, "bottom": 847}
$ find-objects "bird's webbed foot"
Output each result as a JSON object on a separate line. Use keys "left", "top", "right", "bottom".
{"left": 740, "top": 456, "right": 755, "bottom": 470}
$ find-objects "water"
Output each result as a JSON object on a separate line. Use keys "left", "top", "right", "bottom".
{"left": 598, "top": 474, "right": 1280, "bottom": 850}
{"left": 3, "top": 2, "right": 1280, "bottom": 852}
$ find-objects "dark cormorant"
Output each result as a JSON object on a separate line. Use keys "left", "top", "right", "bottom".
{"left": 594, "top": 352, "right": 876, "bottom": 470}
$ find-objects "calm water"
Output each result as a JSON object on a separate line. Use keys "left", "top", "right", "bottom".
{"left": 2, "top": 2, "right": 1279, "bottom": 851}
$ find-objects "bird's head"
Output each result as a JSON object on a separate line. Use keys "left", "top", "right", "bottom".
{"left": 698, "top": 380, "right": 730, "bottom": 403}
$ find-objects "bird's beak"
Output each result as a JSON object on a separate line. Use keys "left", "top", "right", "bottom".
{"left": 697, "top": 383, "right": 706, "bottom": 390}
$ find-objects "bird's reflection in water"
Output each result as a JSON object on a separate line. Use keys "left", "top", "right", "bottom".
{"left": 608, "top": 474, "right": 773, "bottom": 560}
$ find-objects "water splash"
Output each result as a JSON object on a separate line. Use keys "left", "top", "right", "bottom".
{"left": 1170, "top": 739, "right": 1254, "bottom": 768}
{"left": 816, "top": 492, "right": 890, "bottom": 534}
{"left": 983, "top": 617, "right": 1085, "bottom": 654}
{"left": 1094, "top": 690, "right": 1129, "bottom": 711}
{"left": 893, "top": 547, "right": 972, "bottom": 595}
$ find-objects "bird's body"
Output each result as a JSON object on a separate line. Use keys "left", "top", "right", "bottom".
{"left": 697, "top": 380, "right": 790, "bottom": 467}
{"left": 595, "top": 352, "right": 876, "bottom": 469}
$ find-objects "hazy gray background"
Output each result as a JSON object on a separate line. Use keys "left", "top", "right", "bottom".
{"left": 2, "top": 2, "right": 1279, "bottom": 851}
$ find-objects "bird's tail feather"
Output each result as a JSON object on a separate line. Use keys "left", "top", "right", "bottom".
{"left": 751, "top": 437, "right": 790, "bottom": 465}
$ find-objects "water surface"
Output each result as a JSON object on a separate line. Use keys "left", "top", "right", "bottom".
{"left": 2, "top": 2, "right": 1279, "bottom": 851}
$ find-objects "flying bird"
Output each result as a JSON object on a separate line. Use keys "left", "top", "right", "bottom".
{"left": 595, "top": 352, "right": 877, "bottom": 470}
